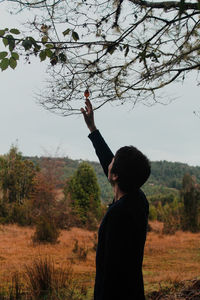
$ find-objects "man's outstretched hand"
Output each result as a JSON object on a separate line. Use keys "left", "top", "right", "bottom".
{"left": 81, "top": 99, "right": 97, "bottom": 133}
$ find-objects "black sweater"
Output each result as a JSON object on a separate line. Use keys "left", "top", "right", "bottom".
{"left": 88, "top": 130, "right": 149, "bottom": 300}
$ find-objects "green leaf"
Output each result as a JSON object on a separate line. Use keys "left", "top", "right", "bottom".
{"left": 42, "top": 36, "right": 48, "bottom": 43}
{"left": 10, "top": 28, "right": 20, "bottom": 35}
{"left": 72, "top": 31, "right": 79, "bottom": 41}
{"left": 9, "top": 41, "right": 15, "bottom": 51}
{"left": 29, "top": 37, "right": 36, "bottom": 44}
{"left": 39, "top": 50, "right": 47, "bottom": 61}
{"left": 4, "top": 35, "right": 15, "bottom": 51}
{"left": 33, "top": 44, "right": 41, "bottom": 52}
{"left": 9, "top": 57, "right": 17, "bottom": 69}
{"left": 3, "top": 37, "right": 9, "bottom": 47}
{"left": 22, "top": 39, "right": 32, "bottom": 50}
{"left": 45, "top": 49, "right": 53, "bottom": 58}
{"left": 11, "top": 52, "right": 19, "bottom": 60}
{"left": 63, "top": 28, "right": 71, "bottom": 36}
{"left": 0, "top": 30, "right": 5, "bottom": 36}
{"left": 0, "top": 52, "right": 8, "bottom": 59}
{"left": 0, "top": 58, "right": 9, "bottom": 71}
{"left": 45, "top": 43, "right": 54, "bottom": 49}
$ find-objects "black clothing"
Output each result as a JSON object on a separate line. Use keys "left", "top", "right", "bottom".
{"left": 89, "top": 130, "right": 149, "bottom": 300}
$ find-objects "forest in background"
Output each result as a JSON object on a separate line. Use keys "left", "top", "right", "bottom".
{"left": 27, "top": 154, "right": 200, "bottom": 235}
{"left": 1, "top": 145, "right": 200, "bottom": 235}
{"left": 27, "top": 155, "right": 200, "bottom": 203}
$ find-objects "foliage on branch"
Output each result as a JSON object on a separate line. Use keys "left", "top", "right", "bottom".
{"left": 0, "top": 0, "right": 199, "bottom": 115}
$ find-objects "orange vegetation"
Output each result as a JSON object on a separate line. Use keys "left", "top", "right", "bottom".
{"left": 0, "top": 222, "right": 200, "bottom": 294}
{"left": 0, "top": 225, "right": 96, "bottom": 289}
{"left": 144, "top": 221, "right": 200, "bottom": 292}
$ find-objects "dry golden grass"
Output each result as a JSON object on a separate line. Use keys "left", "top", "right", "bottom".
{"left": 0, "top": 222, "right": 200, "bottom": 295}
{"left": 144, "top": 221, "right": 200, "bottom": 293}
{"left": 0, "top": 224, "right": 96, "bottom": 290}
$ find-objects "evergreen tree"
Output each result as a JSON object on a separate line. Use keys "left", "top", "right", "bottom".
{"left": 0, "top": 145, "right": 38, "bottom": 203}
{"left": 64, "top": 162, "right": 101, "bottom": 228}
{"left": 181, "top": 173, "right": 200, "bottom": 232}
{"left": 162, "top": 197, "right": 182, "bottom": 234}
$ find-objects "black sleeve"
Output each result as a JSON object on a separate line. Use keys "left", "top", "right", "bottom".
{"left": 88, "top": 130, "right": 114, "bottom": 177}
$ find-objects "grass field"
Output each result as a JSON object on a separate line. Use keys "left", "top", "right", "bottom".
{"left": 0, "top": 222, "right": 200, "bottom": 298}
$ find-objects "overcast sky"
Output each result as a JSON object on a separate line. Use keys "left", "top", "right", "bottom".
{"left": 0, "top": 3, "right": 200, "bottom": 166}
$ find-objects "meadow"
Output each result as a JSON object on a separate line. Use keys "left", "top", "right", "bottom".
{"left": 0, "top": 221, "right": 200, "bottom": 299}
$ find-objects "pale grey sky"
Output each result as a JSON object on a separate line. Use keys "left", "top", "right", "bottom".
{"left": 0, "top": 3, "right": 200, "bottom": 166}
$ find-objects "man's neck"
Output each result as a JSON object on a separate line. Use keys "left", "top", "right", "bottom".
{"left": 113, "top": 184, "right": 126, "bottom": 202}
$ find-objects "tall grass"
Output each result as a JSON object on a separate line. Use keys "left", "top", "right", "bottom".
{"left": 0, "top": 257, "right": 90, "bottom": 300}
{"left": 0, "top": 272, "right": 24, "bottom": 300}
{"left": 25, "top": 257, "right": 88, "bottom": 299}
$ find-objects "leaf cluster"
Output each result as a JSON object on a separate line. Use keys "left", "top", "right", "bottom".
{"left": 0, "top": 28, "right": 20, "bottom": 70}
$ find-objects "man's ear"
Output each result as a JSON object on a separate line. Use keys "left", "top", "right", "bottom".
{"left": 111, "top": 173, "right": 118, "bottom": 182}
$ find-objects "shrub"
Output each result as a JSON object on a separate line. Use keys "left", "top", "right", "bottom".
{"left": 162, "top": 217, "right": 177, "bottom": 235}
{"left": 0, "top": 272, "right": 24, "bottom": 300}
{"left": 162, "top": 199, "right": 182, "bottom": 235}
{"left": 25, "top": 257, "right": 69, "bottom": 298}
{"left": 0, "top": 201, "right": 10, "bottom": 224}
{"left": 9, "top": 272, "right": 23, "bottom": 300}
{"left": 149, "top": 205, "right": 157, "bottom": 221}
{"left": 25, "top": 257, "right": 88, "bottom": 300}
{"left": 78, "top": 246, "right": 88, "bottom": 261}
{"left": 10, "top": 201, "right": 33, "bottom": 226}
{"left": 72, "top": 239, "right": 88, "bottom": 261}
{"left": 32, "top": 216, "right": 60, "bottom": 244}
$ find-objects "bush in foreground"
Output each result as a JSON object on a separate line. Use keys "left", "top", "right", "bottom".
{"left": 146, "top": 279, "right": 200, "bottom": 300}
{"left": 0, "top": 257, "right": 90, "bottom": 300}
{"left": 25, "top": 257, "right": 89, "bottom": 300}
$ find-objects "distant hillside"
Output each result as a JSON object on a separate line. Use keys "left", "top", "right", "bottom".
{"left": 26, "top": 156, "right": 200, "bottom": 204}
{"left": 149, "top": 160, "right": 200, "bottom": 188}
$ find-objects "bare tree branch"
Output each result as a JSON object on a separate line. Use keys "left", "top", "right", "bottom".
{"left": 129, "top": 0, "right": 199, "bottom": 10}
{"left": 0, "top": 0, "right": 200, "bottom": 115}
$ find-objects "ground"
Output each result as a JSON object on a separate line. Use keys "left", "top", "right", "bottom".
{"left": 0, "top": 221, "right": 200, "bottom": 298}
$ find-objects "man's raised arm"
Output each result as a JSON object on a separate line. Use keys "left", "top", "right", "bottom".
{"left": 81, "top": 99, "right": 114, "bottom": 177}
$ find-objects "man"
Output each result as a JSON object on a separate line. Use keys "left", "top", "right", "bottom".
{"left": 81, "top": 99, "right": 150, "bottom": 300}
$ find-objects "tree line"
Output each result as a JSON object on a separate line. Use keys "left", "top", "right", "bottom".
{"left": 149, "top": 173, "right": 200, "bottom": 234}
{"left": 27, "top": 156, "right": 200, "bottom": 203}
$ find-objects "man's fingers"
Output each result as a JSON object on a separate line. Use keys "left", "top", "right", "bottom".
{"left": 81, "top": 107, "right": 86, "bottom": 115}
{"left": 81, "top": 98, "right": 93, "bottom": 119}
{"left": 85, "top": 98, "right": 92, "bottom": 110}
